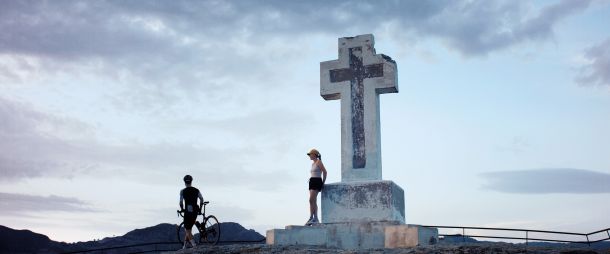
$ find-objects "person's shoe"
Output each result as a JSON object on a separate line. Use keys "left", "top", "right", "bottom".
{"left": 305, "top": 217, "right": 313, "bottom": 226}
{"left": 182, "top": 241, "right": 188, "bottom": 249}
{"left": 310, "top": 217, "right": 319, "bottom": 224}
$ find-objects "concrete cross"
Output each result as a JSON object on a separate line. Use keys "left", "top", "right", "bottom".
{"left": 320, "top": 34, "right": 398, "bottom": 182}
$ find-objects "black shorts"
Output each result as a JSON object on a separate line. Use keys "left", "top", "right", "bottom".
{"left": 184, "top": 212, "right": 197, "bottom": 230}
{"left": 309, "top": 177, "right": 323, "bottom": 191}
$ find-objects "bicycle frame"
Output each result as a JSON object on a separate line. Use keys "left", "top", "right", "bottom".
{"left": 177, "top": 201, "right": 220, "bottom": 245}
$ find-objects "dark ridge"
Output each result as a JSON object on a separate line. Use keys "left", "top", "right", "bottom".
{"left": 0, "top": 222, "right": 264, "bottom": 253}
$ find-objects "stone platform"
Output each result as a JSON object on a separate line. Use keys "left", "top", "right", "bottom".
{"left": 322, "top": 180, "right": 405, "bottom": 223}
{"left": 266, "top": 222, "right": 438, "bottom": 249}
{"left": 267, "top": 180, "right": 438, "bottom": 249}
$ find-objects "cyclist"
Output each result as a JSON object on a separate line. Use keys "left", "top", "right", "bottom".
{"left": 179, "top": 174, "right": 204, "bottom": 249}
{"left": 306, "top": 148, "right": 327, "bottom": 225}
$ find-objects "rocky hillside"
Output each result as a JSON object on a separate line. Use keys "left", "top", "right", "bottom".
{"left": 0, "top": 222, "right": 264, "bottom": 253}
{"left": 169, "top": 242, "right": 607, "bottom": 254}
{"left": 0, "top": 225, "right": 64, "bottom": 253}
{"left": 3, "top": 224, "right": 607, "bottom": 254}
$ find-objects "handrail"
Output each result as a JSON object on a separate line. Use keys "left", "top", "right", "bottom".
{"left": 443, "top": 234, "right": 587, "bottom": 244}
{"left": 61, "top": 241, "right": 181, "bottom": 254}
{"left": 425, "top": 225, "right": 589, "bottom": 235}
{"left": 588, "top": 228, "right": 610, "bottom": 235}
{"left": 61, "top": 238, "right": 267, "bottom": 254}
{"left": 422, "top": 225, "right": 610, "bottom": 246}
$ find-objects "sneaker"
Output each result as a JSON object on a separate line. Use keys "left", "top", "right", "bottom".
{"left": 310, "top": 217, "right": 319, "bottom": 224}
{"left": 305, "top": 217, "right": 313, "bottom": 226}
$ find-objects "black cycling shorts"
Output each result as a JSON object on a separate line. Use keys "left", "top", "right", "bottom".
{"left": 184, "top": 212, "right": 197, "bottom": 230}
{"left": 309, "top": 177, "right": 323, "bottom": 191}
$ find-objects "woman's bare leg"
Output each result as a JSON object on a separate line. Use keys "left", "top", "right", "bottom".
{"left": 309, "top": 190, "right": 319, "bottom": 219}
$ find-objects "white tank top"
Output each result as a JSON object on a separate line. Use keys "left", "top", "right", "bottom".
{"left": 310, "top": 162, "right": 322, "bottom": 178}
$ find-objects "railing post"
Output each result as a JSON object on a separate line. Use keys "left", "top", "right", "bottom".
{"left": 463, "top": 228, "right": 465, "bottom": 242}
{"left": 526, "top": 231, "right": 528, "bottom": 245}
{"left": 586, "top": 235, "right": 590, "bottom": 246}
{"left": 606, "top": 229, "right": 610, "bottom": 239}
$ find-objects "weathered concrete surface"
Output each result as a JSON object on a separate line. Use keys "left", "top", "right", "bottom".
{"left": 268, "top": 180, "right": 409, "bottom": 249}
{"left": 385, "top": 225, "right": 439, "bottom": 248}
{"left": 325, "top": 222, "right": 400, "bottom": 249}
{"left": 321, "top": 180, "right": 405, "bottom": 224}
{"left": 267, "top": 223, "right": 438, "bottom": 249}
{"left": 320, "top": 34, "right": 398, "bottom": 182}
{"left": 169, "top": 242, "right": 607, "bottom": 254}
{"left": 266, "top": 226, "right": 327, "bottom": 246}
{"left": 267, "top": 223, "right": 386, "bottom": 249}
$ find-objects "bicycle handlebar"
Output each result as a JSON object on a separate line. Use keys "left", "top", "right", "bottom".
{"left": 177, "top": 210, "right": 203, "bottom": 215}
{"left": 177, "top": 201, "right": 209, "bottom": 217}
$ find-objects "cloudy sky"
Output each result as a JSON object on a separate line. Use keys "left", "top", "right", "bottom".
{"left": 1, "top": 0, "right": 610, "bottom": 243}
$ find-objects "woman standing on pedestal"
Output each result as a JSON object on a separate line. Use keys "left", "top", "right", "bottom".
{"left": 306, "top": 148, "right": 327, "bottom": 225}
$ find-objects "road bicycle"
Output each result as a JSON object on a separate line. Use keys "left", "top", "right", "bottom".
{"left": 176, "top": 201, "right": 221, "bottom": 245}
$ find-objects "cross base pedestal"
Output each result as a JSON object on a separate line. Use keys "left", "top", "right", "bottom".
{"left": 266, "top": 223, "right": 438, "bottom": 249}
{"left": 266, "top": 180, "right": 439, "bottom": 249}
{"left": 321, "top": 180, "right": 405, "bottom": 224}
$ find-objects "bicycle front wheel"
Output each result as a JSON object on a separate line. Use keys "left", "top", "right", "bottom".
{"left": 176, "top": 222, "right": 185, "bottom": 243}
{"left": 201, "top": 215, "right": 221, "bottom": 245}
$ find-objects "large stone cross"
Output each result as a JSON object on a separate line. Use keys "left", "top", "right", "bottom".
{"left": 320, "top": 34, "right": 398, "bottom": 182}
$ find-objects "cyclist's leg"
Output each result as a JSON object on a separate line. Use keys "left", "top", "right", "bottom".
{"left": 183, "top": 212, "right": 197, "bottom": 245}
{"left": 185, "top": 228, "right": 192, "bottom": 240}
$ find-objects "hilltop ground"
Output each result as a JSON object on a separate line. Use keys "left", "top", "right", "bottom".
{"left": 168, "top": 242, "right": 608, "bottom": 254}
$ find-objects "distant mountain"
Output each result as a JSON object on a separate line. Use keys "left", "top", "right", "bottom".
{"left": 218, "top": 222, "right": 265, "bottom": 242}
{"left": 526, "top": 240, "right": 610, "bottom": 250}
{"left": 0, "top": 222, "right": 264, "bottom": 254}
{"left": 0, "top": 225, "right": 65, "bottom": 253}
{"left": 439, "top": 234, "right": 479, "bottom": 243}
{"left": 440, "top": 234, "right": 610, "bottom": 250}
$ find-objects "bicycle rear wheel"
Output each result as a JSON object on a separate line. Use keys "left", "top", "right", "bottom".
{"left": 201, "top": 215, "right": 220, "bottom": 245}
{"left": 177, "top": 222, "right": 202, "bottom": 244}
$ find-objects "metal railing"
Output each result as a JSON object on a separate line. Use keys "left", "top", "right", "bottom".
{"left": 62, "top": 226, "right": 610, "bottom": 253}
{"left": 422, "top": 225, "right": 610, "bottom": 246}
{"left": 61, "top": 238, "right": 267, "bottom": 254}
{"left": 61, "top": 242, "right": 181, "bottom": 254}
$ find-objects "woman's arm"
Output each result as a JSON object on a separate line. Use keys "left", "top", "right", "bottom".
{"left": 319, "top": 161, "right": 328, "bottom": 184}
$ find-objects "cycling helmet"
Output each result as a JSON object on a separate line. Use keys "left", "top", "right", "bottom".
{"left": 183, "top": 175, "right": 193, "bottom": 184}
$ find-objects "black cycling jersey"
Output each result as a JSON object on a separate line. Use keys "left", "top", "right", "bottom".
{"left": 181, "top": 186, "right": 200, "bottom": 213}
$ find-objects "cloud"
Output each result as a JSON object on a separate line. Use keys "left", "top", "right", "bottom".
{"left": 0, "top": 192, "right": 97, "bottom": 216}
{"left": 164, "top": 109, "right": 313, "bottom": 142}
{"left": 0, "top": 1, "right": 307, "bottom": 110}
{"left": 0, "top": 96, "right": 296, "bottom": 190}
{"left": 480, "top": 168, "right": 610, "bottom": 194}
{"left": 0, "top": 1, "right": 593, "bottom": 84}
{"left": 575, "top": 38, "right": 610, "bottom": 87}
{"left": 0, "top": 97, "right": 94, "bottom": 179}
{"left": 0, "top": 1, "right": 590, "bottom": 56}
{"left": 0, "top": 0, "right": 593, "bottom": 114}
{"left": 494, "top": 136, "right": 531, "bottom": 154}
{"left": 408, "top": 0, "right": 592, "bottom": 56}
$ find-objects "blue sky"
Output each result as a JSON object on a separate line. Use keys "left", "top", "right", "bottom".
{"left": 1, "top": 0, "right": 609, "bottom": 242}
